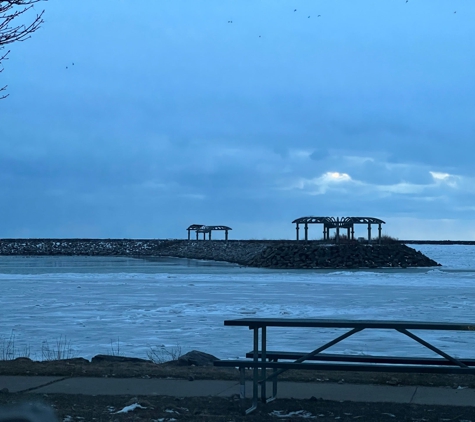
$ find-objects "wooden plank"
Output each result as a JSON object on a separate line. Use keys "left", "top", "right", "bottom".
{"left": 214, "top": 360, "right": 475, "bottom": 374}
{"left": 244, "top": 351, "right": 475, "bottom": 367}
{"left": 224, "top": 318, "right": 475, "bottom": 331}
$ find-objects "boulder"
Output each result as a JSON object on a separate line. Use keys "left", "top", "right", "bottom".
{"left": 177, "top": 350, "right": 219, "bottom": 367}
{"left": 91, "top": 354, "right": 151, "bottom": 364}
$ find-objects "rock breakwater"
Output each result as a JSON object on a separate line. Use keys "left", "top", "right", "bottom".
{"left": 0, "top": 238, "right": 172, "bottom": 256}
{"left": 247, "top": 242, "right": 440, "bottom": 268}
{"left": 0, "top": 239, "right": 441, "bottom": 268}
{"left": 159, "top": 240, "right": 440, "bottom": 269}
{"left": 158, "top": 240, "right": 271, "bottom": 265}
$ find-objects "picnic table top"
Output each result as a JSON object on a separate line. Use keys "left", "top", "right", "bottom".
{"left": 224, "top": 318, "right": 475, "bottom": 331}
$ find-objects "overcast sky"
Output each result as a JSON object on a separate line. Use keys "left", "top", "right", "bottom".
{"left": 1, "top": 0, "right": 474, "bottom": 240}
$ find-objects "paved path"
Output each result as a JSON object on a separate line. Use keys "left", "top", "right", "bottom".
{"left": 1, "top": 376, "right": 474, "bottom": 407}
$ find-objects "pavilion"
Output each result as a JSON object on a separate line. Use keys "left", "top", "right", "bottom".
{"left": 186, "top": 224, "right": 232, "bottom": 241}
{"left": 292, "top": 216, "right": 386, "bottom": 243}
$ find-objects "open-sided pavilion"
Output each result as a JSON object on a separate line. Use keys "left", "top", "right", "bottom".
{"left": 186, "top": 224, "right": 232, "bottom": 240}
{"left": 292, "top": 216, "right": 385, "bottom": 243}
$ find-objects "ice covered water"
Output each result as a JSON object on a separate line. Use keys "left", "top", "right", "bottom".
{"left": 1, "top": 245, "right": 475, "bottom": 361}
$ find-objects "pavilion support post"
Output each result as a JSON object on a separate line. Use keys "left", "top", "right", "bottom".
{"left": 203, "top": 232, "right": 206, "bottom": 240}
{"left": 296, "top": 224, "right": 300, "bottom": 241}
{"left": 225, "top": 230, "right": 228, "bottom": 241}
{"left": 367, "top": 224, "right": 371, "bottom": 242}
{"left": 196, "top": 231, "right": 199, "bottom": 241}
{"left": 323, "top": 225, "right": 326, "bottom": 241}
{"left": 187, "top": 229, "right": 191, "bottom": 240}
{"left": 209, "top": 231, "right": 212, "bottom": 240}
{"left": 378, "top": 224, "right": 382, "bottom": 244}
{"left": 304, "top": 223, "right": 308, "bottom": 241}
{"left": 336, "top": 218, "right": 340, "bottom": 244}
{"left": 351, "top": 225, "right": 355, "bottom": 240}
{"left": 347, "top": 227, "right": 350, "bottom": 240}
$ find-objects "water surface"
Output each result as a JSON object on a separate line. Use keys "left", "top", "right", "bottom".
{"left": 1, "top": 245, "right": 474, "bottom": 360}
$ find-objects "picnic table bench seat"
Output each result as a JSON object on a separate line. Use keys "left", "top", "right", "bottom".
{"left": 245, "top": 351, "right": 475, "bottom": 367}
{"left": 214, "top": 357, "right": 475, "bottom": 374}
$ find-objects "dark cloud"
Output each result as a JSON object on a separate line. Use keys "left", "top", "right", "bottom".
{"left": 309, "top": 149, "right": 330, "bottom": 161}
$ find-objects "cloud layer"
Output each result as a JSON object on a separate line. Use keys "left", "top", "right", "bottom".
{"left": 1, "top": 0, "right": 474, "bottom": 239}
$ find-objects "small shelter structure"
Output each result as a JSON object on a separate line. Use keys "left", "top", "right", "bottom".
{"left": 187, "top": 224, "right": 204, "bottom": 240}
{"left": 186, "top": 224, "right": 232, "bottom": 241}
{"left": 292, "top": 216, "right": 385, "bottom": 243}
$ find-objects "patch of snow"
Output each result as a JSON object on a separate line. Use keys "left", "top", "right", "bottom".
{"left": 270, "top": 410, "right": 316, "bottom": 418}
{"left": 113, "top": 403, "right": 147, "bottom": 414}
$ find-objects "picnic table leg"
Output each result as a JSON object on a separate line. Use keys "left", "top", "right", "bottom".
{"left": 261, "top": 326, "right": 267, "bottom": 402}
{"left": 272, "top": 362, "right": 278, "bottom": 401}
{"left": 239, "top": 366, "right": 246, "bottom": 399}
{"left": 263, "top": 358, "right": 278, "bottom": 403}
{"left": 245, "top": 326, "right": 259, "bottom": 414}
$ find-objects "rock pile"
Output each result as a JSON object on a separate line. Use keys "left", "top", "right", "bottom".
{"left": 0, "top": 239, "right": 441, "bottom": 268}
{"left": 0, "top": 238, "right": 173, "bottom": 256}
{"left": 247, "top": 242, "right": 440, "bottom": 269}
{"left": 157, "top": 240, "right": 270, "bottom": 265}
{"left": 158, "top": 240, "right": 440, "bottom": 268}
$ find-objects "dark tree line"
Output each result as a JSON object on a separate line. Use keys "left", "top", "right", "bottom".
{"left": 1, "top": 0, "right": 45, "bottom": 99}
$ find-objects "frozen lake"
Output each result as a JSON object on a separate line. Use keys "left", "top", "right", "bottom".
{"left": 1, "top": 245, "right": 475, "bottom": 361}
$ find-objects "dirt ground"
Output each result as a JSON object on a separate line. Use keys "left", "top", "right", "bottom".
{"left": 0, "top": 357, "right": 474, "bottom": 421}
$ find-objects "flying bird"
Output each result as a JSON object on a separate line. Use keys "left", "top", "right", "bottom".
{"left": 318, "top": 15, "right": 321, "bottom": 17}
{"left": 294, "top": 9, "right": 297, "bottom": 12}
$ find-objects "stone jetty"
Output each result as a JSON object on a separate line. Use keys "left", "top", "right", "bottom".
{"left": 0, "top": 239, "right": 440, "bottom": 269}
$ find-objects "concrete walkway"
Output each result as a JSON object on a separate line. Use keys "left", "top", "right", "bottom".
{"left": 1, "top": 376, "right": 474, "bottom": 407}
